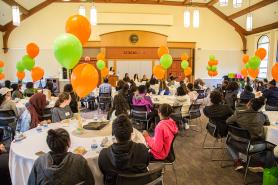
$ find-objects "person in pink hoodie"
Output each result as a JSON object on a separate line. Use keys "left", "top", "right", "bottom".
{"left": 143, "top": 103, "right": 178, "bottom": 160}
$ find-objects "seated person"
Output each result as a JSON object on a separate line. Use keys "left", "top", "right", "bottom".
{"left": 237, "top": 85, "right": 255, "bottom": 110}
{"left": 4, "top": 80, "right": 11, "bottom": 89}
{"left": 11, "top": 84, "right": 23, "bottom": 99}
{"left": 123, "top": 73, "right": 131, "bottom": 83}
{"left": 52, "top": 92, "right": 73, "bottom": 123}
{"left": 98, "top": 114, "right": 149, "bottom": 185}
{"left": 16, "top": 94, "right": 49, "bottom": 132}
{"left": 133, "top": 74, "right": 140, "bottom": 84}
{"left": 109, "top": 91, "right": 130, "bottom": 120}
{"left": 149, "top": 74, "right": 158, "bottom": 85}
{"left": 167, "top": 76, "right": 176, "bottom": 86}
{"left": 0, "top": 88, "right": 19, "bottom": 118}
{"left": 63, "top": 84, "right": 78, "bottom": 113}
{"left": 99, "top": 78, "right": 112, "bottom": 95}
{"left": 158, "top": 80, "right": 170, "bottom": 95}
{"left": 219, "top": 80, "right": 229, "bottom": 97}
{"left": 132, "top": 85, "right": 153, "bottom": 113}
{"left": 143, "top": 104, "right": 178, "bottom": 161}
{"left": 24, "top": 82, "right": 38, "bottom": 97}
{"left": 203, "top": 91, "right": 234, "bottom": 137}
{"left": 224, "top": 81, "right": 239, "bottom": 110}
{"left": 141, "top": 74, "right": 148, "bottom": 83}
{"left": 115, "top": 80, "right": 125, "bottom": 91}
{"left": 262, "top": 79, "right": 278, "bottom": 111}
{"left": 145, "top": 82, "right": 156, "bottom": 94}
{"left": 173, "top": 86, "right": 190, "bottom": 117}
{"left": 187, "top": 83, "right": 198, "bottom": 103}
{"left": 0, "top": 142, "right": 11, "bottom": 185}
{"left": 226, "top": 97, "right": 270, "bottom": 170}
{"left": 28, "top": 128, "right": 95, "bottom": 185}
{"left": 44, "top": 81, "right": 55, "bottom": 97}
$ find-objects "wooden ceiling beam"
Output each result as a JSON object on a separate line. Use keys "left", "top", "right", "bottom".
{"left": 207, "top": 0, "right": 218, "bottom": 6}
{"left": 0, "top": 25, "right": 4, "bottom": 32}
{"left": 183, "top": 0, "right": 190, "bottom": 5}
{"left": 2, "top": 0, "right": 56, "bottom": 53}
{"left": 246, "top": 22, "right": 278, "bottom": 35}
{"left": 228, "top": 0, "right": 277, "bottom": 20}
{"left": 2, "top": 0, "right": 29, "bottom": 15}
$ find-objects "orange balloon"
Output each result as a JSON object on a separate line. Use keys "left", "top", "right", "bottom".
{"left": 181, "top": 53, "right": 189, "bottom": 61}
{"left": 153, "top": 65, "right": 165, "bottom": 80}
{"left": 208, "top": 60, "right": 218, "bottom": 66}
{"left": 241, "top": 68, "right": 248, "bottom": 78}
{"left": 242, "top": 54, "right": 249, "bottom": 64}
{"left": 255, "top": 48, "right": 267, "bottom": 60}
{"left": 26, "top": 43, "right": 39, "bottom": 58}
{"left": 184, "top": 67, "right": 192, "bottom": 76}
{"left": 31, "top": 67, "right": 44, "bottom": 82}
{"left": 97, "top": 53, "right": 105, "bottom": 61}
{"left": 65, "top": 15, "right": 91, "bottom": 45}
{"left": 0, "top": 61, "right": 4, "bottom": 68}
{"left": 71, "top": 63, "right": 98, "bottom": 98}
{"left": 248, "top": 68, "right": 259, "bottom": 79}
{"left": 208, "top": 70, "right": 218, "bottom": 77}
{"left": 0, "top": 73, "right": 5, "bottom": 80}
{"left": 157, "top": 46, "right": 169, "bottom": 58}
{"left": 16, "top": 71, "right": 25, "bottom": 80}
{"left": 101, "top": 67, "right": 109, "bottom": 78}
{"left": 272, "top": 63, "right": 278, "bottom": 82}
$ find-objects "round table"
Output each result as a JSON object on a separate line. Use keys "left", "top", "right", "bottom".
{"left": 151, "top": 95, "right": 178, "bottom": 106}
{"left": 9, "top": 119, "right": 145, "bottom": 185}
{"left": 263, "top": 111, "right": 278, "bottom": 145}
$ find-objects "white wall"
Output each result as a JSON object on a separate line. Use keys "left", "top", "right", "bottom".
{"left": 246, "top": 28, "right": 278, "bottom": 79}
{"left": 3, "top": 3, "right": 243, "bottom": 81}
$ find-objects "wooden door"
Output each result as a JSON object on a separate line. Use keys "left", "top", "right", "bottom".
{"left": 167, "top": 59, "right": 184, "bottom": 82}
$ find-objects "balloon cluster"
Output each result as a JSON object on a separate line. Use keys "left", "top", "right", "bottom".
{"left": 272, "top": 63, "right": 278, "bottom": 82}
{"left": 16, "top": 43, "right": 44, "bottom": 82}
{"left": 0, "top": 60, "right": 5, "bottom": 80}
{"left": 180, "top": 53, "right": 192, "bottom": 76}
{"left": 53, "top": 14, "right": 98, "bottom": 98}
{"left": 207, "top": 55, "right": 218, "bottom": 77}
{"left": 153, "top": 46, "right": 172, "bottom": 80}
{"left": 96, "top": 53, "right": 108, "bottom": 78}
{"left": 241, "top": 48, "right": 266, "bottom": 79}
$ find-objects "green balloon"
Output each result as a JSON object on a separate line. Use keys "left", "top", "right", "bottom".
{"left": 22, "top": 55, "right": 35, "bottom": 71}
{"left": 54, "top": 33, "right": 83, "bottom": 69}
{"left": 0, "top": 68, "right": 3, "bottom": 73}
{"left": 181, "top": 60, "right": 189, "bottom": 69}
{"left": 249, "top": 56, "right": 261, "bottom": 70}
{"left": 209, "top": 55, "right": 215, "bottom": 61}
{"left": 211, "top": 65, "right": 217, "bottom": 71}
{"left": 207, "top": 65, "right": 212, "bottom": 71}
{"left": 245, "top": 63, "right": 250, "bottom": 69}
{"left": 160, "top": 54, "right": 173, "bottom": 70}
{"left": 96, "top": 60, "right": 105, "bottom": 70}
{"left": 16, "top": 61, "right": 25, "bottom": 72}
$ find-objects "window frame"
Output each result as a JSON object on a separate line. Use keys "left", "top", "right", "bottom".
{"left": 256, "top": 35, "right": 270, "bottom": 79}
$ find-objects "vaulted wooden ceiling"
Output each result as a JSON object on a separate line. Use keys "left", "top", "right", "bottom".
{"left": 0, "top": 0, "right": 278, "bottom": 52}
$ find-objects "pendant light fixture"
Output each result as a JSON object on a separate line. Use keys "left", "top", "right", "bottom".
{"left": 12, "top": 6, "right": 20, "bottom": 26}
{"left": 90, "top": 5, "right": 97, "bottom": 25}
{"left": 79, "top": 5, "right": 86, "bottom": 16}
{"left": 193, "top": 9, "right": 199, "bottom": 28}
{"left": 233, "top": 0, "right": 242, "bottom": 8}
{"left": 219, "top": 0, "right": 228, "bottom": 6}
{"left": 184, "top": 8, "right": 190, "bottom": 28}
{"left": 246, "top": 14, "right": 253, "bottom": 31}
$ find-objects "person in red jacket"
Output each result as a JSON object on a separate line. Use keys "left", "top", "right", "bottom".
{"left": 143, "top": 103, "right": 178, "bottom": 161}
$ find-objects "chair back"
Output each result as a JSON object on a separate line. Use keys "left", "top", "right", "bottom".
{"left": 42, "top": 108, "right": 52, "bottom": 121}
{"left": 170, "top": 107, "right": 182, "bottom": 128}
{"left": 206, "top": 122, "right": 217, "bottom": 137}
{"left": 25, "top": 93, "right": 34, "bottom": 97}
{"left": 99, "top": 92, "right": 111, "bottom": 97}
{"left": 0, "top": 110, "right": 16, "bottom": 126}
{"left": 188, "top": 103, "right": 201, "bottom": 119}
{"left": 226, "top": 125, "right": 251, "bottom": 154}
{"left": 99, "top": 95, "right": 112, "bottom": 112}
{"left": 172, "top": 105, "right": 182, "bottom": 113}
{"left": 131, "top": 105, "right": 148, "bottom": 120}
{"left": 164, "top": 134, "right": 177, "bottom": 163}
{"left": 116, "top": 164, "right": 164, "bottom": 185}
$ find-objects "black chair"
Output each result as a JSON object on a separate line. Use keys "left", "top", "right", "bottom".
{"left": 42, "top": 108, "right": 52, "bottom": 122}
{"left": 25, "top": 93, "right": 34, "bottom": 97}
{"left": 116, "top": 163, "right": 165, "bottom": 185}
{"left": 185, "top": 103, "right": 202, "bottom": 132}
{"left": 225, "top": 125, "right": 267, "bottom": 184}
{"left": 170, "top": 106, "right": 184, "bottom": 134}
{"left": 0, "top": 110, "right": 16, "bottom": 141}
{"left": 98, "top": 93, "right": 112, "bottom": 113}
{"left": 130, "top": 105, "right": 151, "bottom": 130}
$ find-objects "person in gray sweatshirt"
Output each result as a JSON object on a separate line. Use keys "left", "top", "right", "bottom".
{"left": 52, "top": 92, "right": 73, "bottom": 123}
{"left": 28, "top": 128, "right": 95, "bottom": 185}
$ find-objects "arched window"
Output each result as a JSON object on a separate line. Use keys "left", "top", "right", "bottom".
{"left": 257, "top": 35, "right": 269, "bottom": 79}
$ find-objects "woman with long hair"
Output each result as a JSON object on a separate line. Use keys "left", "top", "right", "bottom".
{"left": 52, "top": 92, "right": 73, "bottom": 123}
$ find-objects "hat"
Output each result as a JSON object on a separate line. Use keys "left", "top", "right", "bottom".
{"left": 0, "top": 87, "right": 12, "bottom": 96}
{"left": 269, "top": 80, "right": 276, "bottom": 86}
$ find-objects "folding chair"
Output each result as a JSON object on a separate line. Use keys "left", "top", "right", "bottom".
{"left": 130, "top": 105, "right": 151, "bottom": 130}
{"left": 0, "top": 110, "right": 16, "bottom": 141}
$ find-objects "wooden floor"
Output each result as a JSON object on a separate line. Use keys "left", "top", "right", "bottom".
{"left": 163, "top": 116, "right": 262, "bottom": 185}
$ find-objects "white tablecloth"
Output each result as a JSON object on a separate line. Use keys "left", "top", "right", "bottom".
{"left": 263, "top": 111, "right": 278, "bottom": 145}
{"left": 151, "top": 95, "right": 177, "bottom": 106}
{"left": 9, "top": 119, "right": 145, "bottom": 185}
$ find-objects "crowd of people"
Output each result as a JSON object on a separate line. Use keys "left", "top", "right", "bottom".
{"left": 0, "top": 73, "right": 277, "bottom": 185}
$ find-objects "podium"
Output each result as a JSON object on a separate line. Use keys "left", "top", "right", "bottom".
{"left": 108, "top": 75, "right": 118, "bottom": 87}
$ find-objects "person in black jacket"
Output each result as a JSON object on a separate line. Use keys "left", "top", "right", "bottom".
{"left": 0, "top": 131, "right": 11, "bottom": 185}
{"left": 204, "top": 90, "right": 234, "bottom": 137}
{"left": 98, "top": 114, "right": 149, "bottom": 185}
